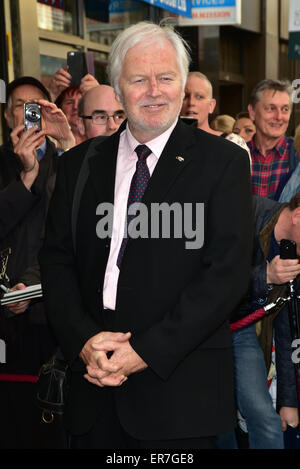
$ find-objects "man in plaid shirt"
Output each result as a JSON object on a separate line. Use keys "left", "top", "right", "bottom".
{"left": 248, "top": 79, "right": 299, "bottom": 200}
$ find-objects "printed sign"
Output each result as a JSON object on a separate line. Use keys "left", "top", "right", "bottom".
{"left": 178, "top": 0, "right": 241, "bottom": 26}
{"left": 138, "top": 0, "right": 192, "bottom": 18}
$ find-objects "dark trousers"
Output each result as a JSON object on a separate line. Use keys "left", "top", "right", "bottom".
{"left": 70, "top": 389, "right": 216, "bottom": 449}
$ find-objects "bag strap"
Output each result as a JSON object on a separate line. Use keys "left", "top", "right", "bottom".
{"left": 71, "top": 137, "right": 106, "bottom": 251}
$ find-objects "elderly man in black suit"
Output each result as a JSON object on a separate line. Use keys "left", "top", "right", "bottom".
{"left": 40, "top": 21, "right": 253, "bottom": 449}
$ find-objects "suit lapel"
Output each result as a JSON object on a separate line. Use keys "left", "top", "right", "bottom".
{"left": 88, "top": 131, "right": 121, "bottom": 205}
{"left": 143, "top": 119, "right": 196, "bottom": 206}
{"left": 87, "top": 119, "right": 196, "bottom": 206}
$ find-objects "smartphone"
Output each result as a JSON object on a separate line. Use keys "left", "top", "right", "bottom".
{"left": 67, "top": 51, "right": 95, "bottom": 86}
{"left": 24, "top": 102, "right": 42, "bottom": 132}
{"left": 280, "top": 239, "right": 297, "bottom": 259}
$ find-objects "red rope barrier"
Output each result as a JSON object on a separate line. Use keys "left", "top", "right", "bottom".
{"left": 230, "top": 307, "right": 267, "bottom": 332}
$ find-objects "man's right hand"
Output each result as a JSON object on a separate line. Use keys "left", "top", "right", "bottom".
{"left": 48, "top": 65, "right": 71, "bottom": 100}
{"left": 79, "top": 331, "right": 131, "bottom": 374}
{"left": 11, "top": 125, "right": 45, "bottom": 190}
{"left": 267, "top": 255, "right": 300, "bottom": 285}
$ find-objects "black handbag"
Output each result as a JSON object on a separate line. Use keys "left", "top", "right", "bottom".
{"left": 36, "top": 352, "right": 69, "bottom": 424}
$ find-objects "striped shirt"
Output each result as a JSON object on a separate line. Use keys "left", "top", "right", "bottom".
{"left": 248, "top": 135, "right": 290, "bottom": 199}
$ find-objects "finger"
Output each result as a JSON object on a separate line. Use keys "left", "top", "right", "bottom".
{"left": 281, "top": 259, "right": 299, "bottom": 266}
{"left": 83, "top": 374, "right": 104, "bottom": 388}
{"left": 61, "top": 66, "right": 71, "bottom": 78}
{"left": 55, "top": 74, "right": 70, "bottom": 85}
{"left": 99, "top": 374, "right": 128, "bottom": 387}
{"left": 95, "top": 353, "right": 122, "bottom": 373}
{"left": 19, "top": 130, "right": 46, "bottom": 151}
{"left": 86, "top": 363, "right": 122, "bottom": 380}
{"left": 17, "top": 127, "right": 44, "bottom": 146}
{"left": 10, "top": 125, "right": 25, "bottom": 145}
{"left": 34, "top": 99, "right": 54, "bottom": 109}
{"left": 10, "top": 283, "right": 26, "bottom": 292}
{"left": 86, "top": 365, "right": 111, "bottom": 380}
{"left": 91, "top": 332, "right": 131, "bottom": 349}
{"left": 7, "top": 302, "right": 29, "bottom": 314}
{"left": 288, "top": 423, "right": 298, "bottom": 428}
{"left": 282, "top": 421, "right": 287, "bottom": 431}
{"left": 103, "top": 331, "right": 131, "bottom": 342}
{"left": 92, "top": 340, "right": 122, "bottom": 352}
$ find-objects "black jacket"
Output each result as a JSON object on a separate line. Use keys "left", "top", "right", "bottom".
{"left": 40, "top": 119, "right": 253, "bottom": 438}
{"left": 0, "top": 138, "right": 59, "bottom": 374}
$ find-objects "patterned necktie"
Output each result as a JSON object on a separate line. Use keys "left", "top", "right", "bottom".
{"left": 117, "top": 144, "right": 151, "bottom": 268}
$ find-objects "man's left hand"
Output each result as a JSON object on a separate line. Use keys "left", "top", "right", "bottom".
{"left": 279, "top": 406, "right": 299, "bottom": 431}
{"left": 6, "top": 283, "right": 31, "bottom": 314}
{"left": 84, "top": 338, "right": 147, "bottom": 387}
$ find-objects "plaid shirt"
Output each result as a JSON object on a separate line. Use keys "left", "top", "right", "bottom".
{"left": 248, "top": 135, "right": 291, "bottom": 199}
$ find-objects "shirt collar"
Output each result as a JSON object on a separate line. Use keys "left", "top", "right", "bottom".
{"left": 249, "top": 134, "right": 288, "bottom": 157}
{"left": 124, "top": 119, "right": 178, "bottom": 160}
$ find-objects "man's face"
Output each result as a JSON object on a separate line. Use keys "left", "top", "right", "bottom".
{"left": 4, "top": 84, "right": 46, "bottom": 129}
{"left": 118, "top": 38, "right": 184, "bottom": 143}
{"left": 180, "top": 75, "right": 216, "bottom": 129}
{"left": 60, "top": 88, "right": 82, "bottom": 133}
{"left": 248, "top": 90, "right": 291, "bottom": 141}
{"left": 82, "top": 85, "right": 125, "bottom": 138}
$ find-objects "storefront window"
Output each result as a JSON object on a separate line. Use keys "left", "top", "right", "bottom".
{"left": 91, "top": 50, "right": 109, "bottom": 84}
{"left": 85, "top": 0, "right": 148, "bottom": 46}
{"left": 37, "top": 0, "right": 78, "bottom": 35}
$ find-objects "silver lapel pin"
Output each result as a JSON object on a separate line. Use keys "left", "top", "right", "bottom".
{"left": 176, "top": 156, "right": 184, "bottom": 162}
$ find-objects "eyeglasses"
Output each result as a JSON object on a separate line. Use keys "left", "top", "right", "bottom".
{"left": 80, "top": 111, "right": 126, "bottom": 125}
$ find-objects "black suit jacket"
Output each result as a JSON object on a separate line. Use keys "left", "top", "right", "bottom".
{"left": 40, "top": 119, "right": 253, "bottom": 439}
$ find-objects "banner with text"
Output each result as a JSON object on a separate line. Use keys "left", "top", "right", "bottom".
{"left": 177, "top": 0, "right": 241, "bottom": 26}
{"left": 138, "top": 0, "right": 192, "bottom": 18}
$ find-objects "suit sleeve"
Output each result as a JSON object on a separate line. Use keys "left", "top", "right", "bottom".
{"left": 131, "top": 149, "right": 253, "bottom": 380}
{"left": 39, "top": 153, "right": 102, "bottom": 366}
{"left": 0, "top": 180, "right": 38, "bottom": 243}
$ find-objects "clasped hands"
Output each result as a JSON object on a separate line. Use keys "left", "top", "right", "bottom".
{"left": 80, "top": 331, "right": 147, "bottom": 388}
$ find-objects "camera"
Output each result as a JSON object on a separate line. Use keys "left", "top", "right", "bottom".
{"left": 24, "top": 102, "right": 42, "bottom": 131}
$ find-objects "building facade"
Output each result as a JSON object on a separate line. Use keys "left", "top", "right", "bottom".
{"left": 0, "top": 0, "right": 299, "bottom": 143}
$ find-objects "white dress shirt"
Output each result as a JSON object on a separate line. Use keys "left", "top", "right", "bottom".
{"left": 103, "top": 119, "right": 178, "bottom": 310}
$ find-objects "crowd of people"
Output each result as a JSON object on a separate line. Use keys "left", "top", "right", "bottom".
{"left": 0, "top": 20, "right": 300, "bottom": 450}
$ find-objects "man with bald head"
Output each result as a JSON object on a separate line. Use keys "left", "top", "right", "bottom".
{"left": 78, "top": 85, "right": 126, "bottom": 139}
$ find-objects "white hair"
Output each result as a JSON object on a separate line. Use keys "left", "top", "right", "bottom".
{"left": 107, "top": 21, "right": 191, "bottom": 97}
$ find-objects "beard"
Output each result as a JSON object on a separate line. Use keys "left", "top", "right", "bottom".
{"left": 121, "top": 96, "right": 183, "bottom": 140}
